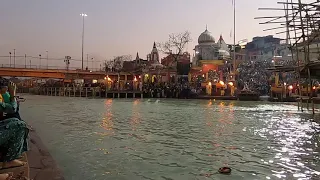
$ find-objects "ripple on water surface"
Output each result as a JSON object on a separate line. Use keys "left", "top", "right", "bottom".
{"left": 19, "top": 96, "right": 320, "bottom": 180}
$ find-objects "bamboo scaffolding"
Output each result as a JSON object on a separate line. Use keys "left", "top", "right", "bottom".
{"left": 256, "top": 0, "right": 320, "bottom": 113}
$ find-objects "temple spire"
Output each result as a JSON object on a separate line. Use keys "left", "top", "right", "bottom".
{"left": 206, "top": 24, "right": 208, "bottom": 31}
{"left": 135, "top": 52, "right": 140, "bottom": 60}
{"left": 219, "top": 34, "right": 224, "bottom": 41}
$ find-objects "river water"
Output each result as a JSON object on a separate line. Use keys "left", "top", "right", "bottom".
{"left": 19, "top": 95, "right": 320, "bottom": 180}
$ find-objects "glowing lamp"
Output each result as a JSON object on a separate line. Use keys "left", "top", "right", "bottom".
{"left": 208, "top": 82, "right": 212, "bottom": 86}
{"left": 107, "top": 77, "right": 112, "bottom": 81}
{"left": 284, "top": 82, "right": 287, "bottom": 86}
{"left": 104, "top": 77, "right": 107, "bottom": 80}
{"left": 288, "top": 85, "right": 293, "bottom": 90}
{"left": 134, "top": 76, "right": 137, "bottom": 82}
{"left": 228, "top": 82, "right": 234, "bottom": 86}
{"left": 219, "top": 81, "right": 225, "bottom": 86}
{"left": 202, "top": 74, "right": 205, "bottom": 78}
{"left": 313, "top": 86, "right": 316, "bottom": 90}
{"left": 139, "top": 75, "right": 141, "bottom": 78}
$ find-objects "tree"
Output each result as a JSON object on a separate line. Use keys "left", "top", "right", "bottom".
{"left": 158, "top": 31, "right": 192, "bottom": 81}
{"left": 112, "top": 55, "right": 131, "bottom": 90}
{"left": 104, "top": 60, "right": 114, "bottom": 73}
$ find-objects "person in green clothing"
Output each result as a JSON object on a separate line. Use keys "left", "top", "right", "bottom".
{"left": 0, "top": 81, "right": 29, "bottom": 173}
{"left": 2, "top": 91, "right": 22, "bottom": 120}
{"left": 1, "top": 92, "right": 10, "bottom": 104}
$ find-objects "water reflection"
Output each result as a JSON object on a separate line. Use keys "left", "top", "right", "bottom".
{"left": 255, "top": 113, "right": 320, "bottom": 179}
{"left": 19, "top": 96, "right": 320, "bottom": 180}
{"left": 130, "top": 99, "right": 141, "bottom": 131}
{"left": 99, "top": 99, "right": 114, "bottom": 134}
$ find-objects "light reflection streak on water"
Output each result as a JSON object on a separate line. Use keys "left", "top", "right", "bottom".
{"left": 19, "top": 96, "right": 320, "bottom": 180}
{"left": 99, "top": 99, "right": 114, "bottom": 135}
{"left": 130, "top": 99, "right": 141, "bottom": 131}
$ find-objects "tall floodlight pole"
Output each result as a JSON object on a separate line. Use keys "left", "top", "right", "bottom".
{"left": 80, "top": 13, "right": 88, "bottom": 70}
{"left": 233, "top": 0, "right": 236, "bottom": 80}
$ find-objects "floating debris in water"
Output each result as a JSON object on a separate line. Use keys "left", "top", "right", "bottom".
{"left": 218, "top": 167, "right": 231, "bottom": 174}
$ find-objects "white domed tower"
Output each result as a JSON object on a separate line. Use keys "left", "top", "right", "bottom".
{"left": 150, "top": 42, "right": 160, "bottom": 63}
{"left": 194, "top": 26, "right": 219, "bottom": 61}
{"left": 198, "top": 26, "right": 215, "bottom": 45}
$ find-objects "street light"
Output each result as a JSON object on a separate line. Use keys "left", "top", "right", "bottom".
{"left": 80, "top": 13, "right": 88, "bottom": 70}
{"left": 46, "top": 51, "right": 48, "bottom": 69}
{"left": 24, "top": 54, "right": 27, "bottom": 68}
{"left": 9, "top": 52, "right": 11, "bottom": 67}
{"left": 13, "top": 49, "right": 16, "bottom": 68}
{"left": 39, "top": 54, "right": 41, "bottom": 69}
{"left": 91, "top": 57, "right": 94, "bottom": 71}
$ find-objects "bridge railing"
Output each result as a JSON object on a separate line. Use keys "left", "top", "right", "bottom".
{"left": 0, "top": 64, "right": 104, "bottom": 72}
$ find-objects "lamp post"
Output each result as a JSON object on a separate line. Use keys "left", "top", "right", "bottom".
{"left": 46, "top": 51, "right": 48, "bottom": 69}
{"left": 25, "top": 54, "right": 27, "bottom": 68}
{"left": 13, "top": 49, "right": 16, "bottom": 68}
{"left": 91, "top": 57, "right": 94, "bottom": 71}
{"left": 86, "top": 54, "right": 89, "bottom": 69}
{"left": 80, "top": 13, "right": 88, "bottom": 70}
{"left": 9, "top": 52, "right": 11, "bottom": 67}
{"left": 39, "top": 54, "right": 41, "bottom": 69}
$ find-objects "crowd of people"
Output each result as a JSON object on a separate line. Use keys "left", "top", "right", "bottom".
{"left": 141, "top": 82, "right": 198, "bottom": 98}
{"left": 0, "top": 78, "right": 29, "bottom": 180}
{"left": 237, "top": 60, "right": 273, "bottom": 95}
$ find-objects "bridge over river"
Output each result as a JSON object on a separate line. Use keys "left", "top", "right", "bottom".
{"left": 0, "top": 67, "right": 133, "bottom": 80}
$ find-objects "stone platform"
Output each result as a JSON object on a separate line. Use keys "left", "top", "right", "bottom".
{"left": 27, "top": 129, "right": 65, "bottom": 180}
{"left": 0, "top": 129, "right": 64, "bottom": 180}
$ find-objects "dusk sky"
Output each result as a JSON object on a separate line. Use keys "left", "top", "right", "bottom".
{"left": 0, "top": 0, "right": 291, "bottom": 69}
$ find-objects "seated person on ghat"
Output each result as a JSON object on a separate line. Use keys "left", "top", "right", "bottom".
{"left": 0, "top": 81, "right": 29, "bottom": 173}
